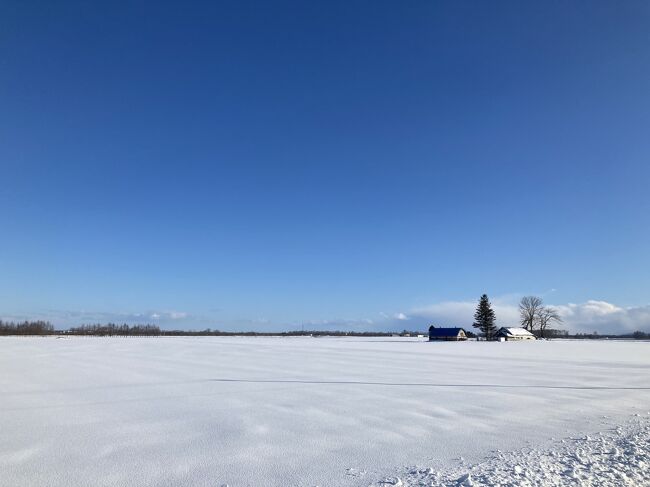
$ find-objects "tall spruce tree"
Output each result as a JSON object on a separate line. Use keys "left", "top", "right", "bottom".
{"left": 473, "top": 294, "right": 497, "bottom": 340}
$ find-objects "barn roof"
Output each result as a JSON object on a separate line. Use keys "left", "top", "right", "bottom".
{"left": 497, "top": 327, "right": 535, "bottom": 337}
{"left": 428, "top": 326, "right": 465, "bottom": 337}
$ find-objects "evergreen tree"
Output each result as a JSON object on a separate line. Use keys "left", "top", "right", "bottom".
{"left": 473, "top": 294, "right": 497, "bottom": 340}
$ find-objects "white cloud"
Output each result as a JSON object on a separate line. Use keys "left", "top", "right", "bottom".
{"left": 554, "top": 301, "right": 650, "bottom": 334}
{"left": 411, "top": 298, "right": 519, "bottom": 328}
{"left": 394, "top": 312, "right": 409, "bottom": 321}
{"left": 1, "top": 309, "right": 195, "bottom": 327}
{"left": 407, "top": 297, "right": 650, "bottom": 335}
{"left": 168, "top": 311, "right": 188, "bottom": 320}
{"left": 144, "top": 311, "right": 189, "bottom": 321}
{"left": 299, "top": 317, "right": 375, "bottom": 330}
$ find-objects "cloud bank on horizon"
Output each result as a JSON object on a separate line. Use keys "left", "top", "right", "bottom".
{"left": 3, "top": 297, "right": 650, "bottom": 335}
{"left": 404, "top": 298, "right": 650, "bottom": 335}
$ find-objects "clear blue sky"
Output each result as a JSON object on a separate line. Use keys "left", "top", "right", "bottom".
{"left": 2, "top": 1, "right": 649, "bottom": 331}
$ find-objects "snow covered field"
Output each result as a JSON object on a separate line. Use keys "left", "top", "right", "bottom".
{"left": 1, "top": 336, "right": 649, "bottom": 486}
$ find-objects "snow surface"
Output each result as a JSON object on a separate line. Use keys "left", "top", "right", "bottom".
{"left": 1, "top": 336, "right": 649, "bottom": 486}
{"left": 371, "top": 415, "right": 650, "bottom": 486}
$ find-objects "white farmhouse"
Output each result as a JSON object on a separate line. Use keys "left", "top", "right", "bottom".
{"left": 495, "top": 327, "right": 536, "bottom": 341}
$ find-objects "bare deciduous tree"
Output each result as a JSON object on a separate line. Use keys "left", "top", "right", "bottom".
{"left": 519, "top": 296, "right": 543, "bottom": 331}
{"left": 538, "top": 306, "right": 563, "bottom": 338}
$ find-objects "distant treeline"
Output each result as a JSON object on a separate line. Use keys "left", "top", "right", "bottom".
{"left": 160, "top": 328, "right": 400, "bottom": 337}
{"left": 0, "top": 321, "right": 412, "bottom": 337}
{"left": 65, "top": 324, "right": 405, "bottom": 337}
{"left": 1, "top": 320, "right": 648, "bottom": 339}
{"left": 0, "top": 321, "right": 161, "bottom": 336}
{"left": 0, "top": 320, "right": 54, "bottom": 335}
{"left": 568, "top": 330, "right": 650, "bottom": 340}
{"left": 532, "top": 328, "right": 568, "bottom": 338}
{"left": 68, "top": 323, "right": 163, "bottom": 336}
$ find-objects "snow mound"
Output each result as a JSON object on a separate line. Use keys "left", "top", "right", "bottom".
{"left": 370, "top": 414, "right": 650, "bottom": 487}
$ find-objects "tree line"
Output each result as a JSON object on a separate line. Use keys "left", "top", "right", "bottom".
{"left": 68, "top": 323, "right": 163, "bottom": 336}
{"left": 162, "top": 329, "right": 407, "bottom": 337}
{"left": 0, "top": 321, "right": 162, "bottom": 336}
{"left": 1, "top": 316, "right": 647, "bottom": 339}
{"left": 0, "top": 320, "right": 54, "bottom": 335}
{"left": 0, "top": 321, "right": 408, "bottom": 337}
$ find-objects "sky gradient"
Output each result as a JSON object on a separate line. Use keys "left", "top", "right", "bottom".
{"left": 2, "top": 1, "right": 649, "bottom": 333}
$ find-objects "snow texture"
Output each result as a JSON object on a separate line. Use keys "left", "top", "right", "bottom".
{"left": 371, "top": 415, "right": 650, "bottom": 486}
{"left": 1, "top": 337, "right": 649, "bottom": 486}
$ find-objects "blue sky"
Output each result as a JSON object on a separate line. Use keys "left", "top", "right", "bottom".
{"left": 1, "top": 1, "right": 649, "bottom": 333}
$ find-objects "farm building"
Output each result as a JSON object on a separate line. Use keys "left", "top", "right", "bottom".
{"left": 428, "top": 326, "right": 467, "bottom": 341}
{"left": 495, "top": 327, "right": 536, "bottom": 341}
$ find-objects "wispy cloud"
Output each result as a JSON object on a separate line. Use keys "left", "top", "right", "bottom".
{"left": 297, "top": 318, "right": 375, "bottom": 331}
{"left": 1, "top": 309, "right": 196, "bottom": 327}
{"left": 4, "top": 298, "right": 650, "bottom": 334}
{"left": 148, "top": 311, "right": 188, "bottom": 320}
{"left": 168, "top": 311, "right": 188, "bottom": 320}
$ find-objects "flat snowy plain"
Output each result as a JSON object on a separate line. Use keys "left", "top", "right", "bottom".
{"left": 1, "top": 336, "right": 649, "bottom": 486}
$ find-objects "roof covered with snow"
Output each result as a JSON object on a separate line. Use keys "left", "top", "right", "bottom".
{"left": 497, "top": 327, "right": 535, "bottom": 337}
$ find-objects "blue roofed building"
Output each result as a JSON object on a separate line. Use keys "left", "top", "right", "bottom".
{"left": 428, "top": 326, "right": 468, "bottom": 341}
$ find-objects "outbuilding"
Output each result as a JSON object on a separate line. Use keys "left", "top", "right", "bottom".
{"left": 495, "top": 327, "right": 536, "bottom": 341}
{"left": 428, "top": 326, "right": 467, "bottom": 341}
